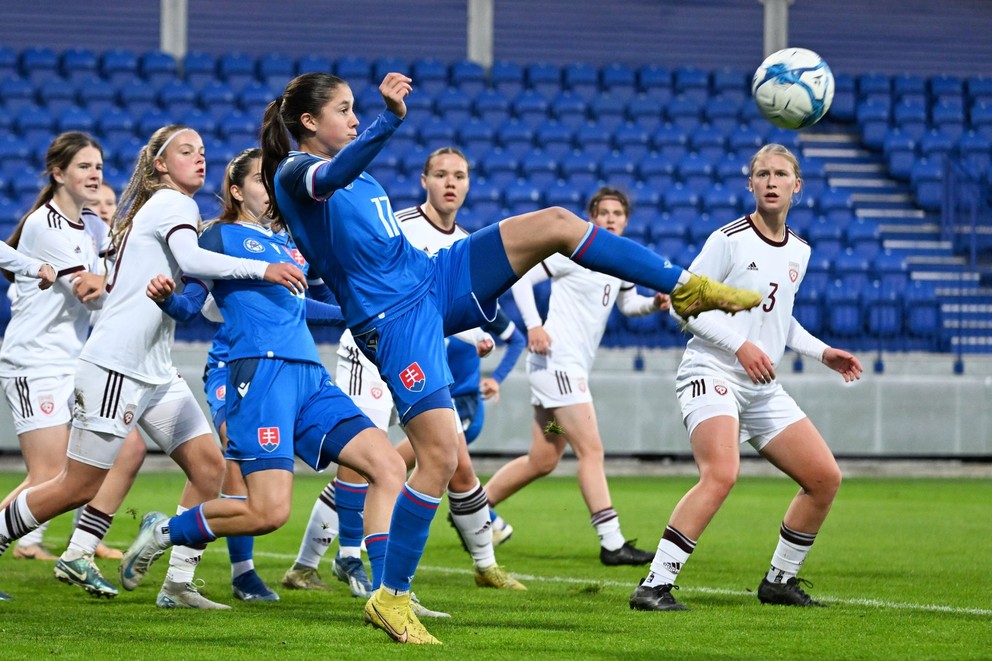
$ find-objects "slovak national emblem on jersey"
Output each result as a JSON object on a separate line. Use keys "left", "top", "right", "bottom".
{"left": 258, "top": 426, "right": 280, "bottom": 452}
{"left": 243, "top": 238, "right": 265, "bottom": 253}
{"left": 284, "top": 247, "right": 306, "bottom": 266}
{"left": 215, "top": 385, "right": 226, "bottom": 401}
{"left": 789, "top": 261, "right": 800, "bottom": 283}
{"left": 399, "top": 362, "right": 426, "bottom": 392}
{"left": 39, "top": 394, "right": 55, "bottom": 415}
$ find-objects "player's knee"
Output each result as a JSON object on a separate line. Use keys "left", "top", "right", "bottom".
{"left": 191, "top": 451, "right": 227, "bottom": 491}
{"left": 251, "top": 501, "right": 290, "bottom": 534}
{"left": 531, "top": 454, "right": 560, "bottom": 477}
{"left": 368, "top": 450, "right": 405, "bottom": 491}
{"left": 699, "top": 467, "right": 738, "bottom": 499}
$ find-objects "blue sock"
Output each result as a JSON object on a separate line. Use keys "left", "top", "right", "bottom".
{"left": 166, "top": 504, "right": 216, "bottom": 548}
{"left": 334, "top": 478, "right": 368, "bottom": 549}
{"left": 221, "top": 496, "right": 253, "bottom": 567}
{"left": 571, "top": 224, "right": 686, "bottom": 293}
{"left": 489, "top": 507, "right": 498, "bottom": 523}
{"left": 364, "top": 532, "right": 388, "bottom": 589}
{"left": 381, "top": 484, "right": 440, "bottom": 593}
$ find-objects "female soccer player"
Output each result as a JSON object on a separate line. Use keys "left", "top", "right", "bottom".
{"left": 484, "top": 187, "right": 667, "bottom": 566}
{"left": 628, "top": 144, "right": 863, "bottom": 612}
{"left": 256, "top": 71, "right": 760, "bottom": 644}
{"left": 0, "top": 125, "right": 306, "bottom": 608}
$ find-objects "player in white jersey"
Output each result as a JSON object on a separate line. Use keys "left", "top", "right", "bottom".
{"left": 284, "top": 148, "right": 524, "bottom": 604}
{"left": 484, "top": 187, "right": 667, "bottom": 565}
{"left": 629, "top": 144, "right": 863, "bottom": 612}
{"left": 0, "top": 133, "right": 140, "bottom": 578}
{"left": 0, "top": 125, "right": 307, "bottom": 607}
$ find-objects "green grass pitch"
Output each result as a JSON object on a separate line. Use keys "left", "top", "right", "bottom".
{"left": 1, "top": 471, "right": 990, "bottom": 659}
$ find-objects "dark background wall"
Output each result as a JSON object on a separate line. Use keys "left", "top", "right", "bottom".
{"left": 1, "top": 0, "right": 990, "bottom": 76}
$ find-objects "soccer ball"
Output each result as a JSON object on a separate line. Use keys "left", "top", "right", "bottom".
{"left": 751, "top": 47, "right": 834, "bottom": 130}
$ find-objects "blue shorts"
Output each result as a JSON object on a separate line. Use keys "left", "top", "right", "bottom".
{"left": 225, "top": 358, "right": 375, "bottom": 476}
{"left": 352, "top": 224, "right": 515, "bottom": 424}
{"left": 203, "top": 365, "right": 228, "bottom": 430}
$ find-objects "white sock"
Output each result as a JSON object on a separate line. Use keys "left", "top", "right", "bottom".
{"left": 231, "top": 560, "right": 253, "bottom": 578}
{"left": 0, "top": 490, "right": 41, "bottom": 555}
{"left": 294, "top": 487, "right": 339, "bottom": 569}
{"left": 591, "top": 508, "right": 624, "bottom": 551}
{"left": 644, "top": 525, "right": 697, "bottom": 587}
{"left": 338, "top": 546, "right": 361, "bottom": 559}
{"left": 165, "top": 506, "right": 201, "bottom": 584}
{"left": 16, "top": 520, "right": 50, "bottom": 548}
{"left": 448, "top": 481, "right": 496, "bottom": 569}
{"left": 766, "top": 522, "right": 816, "bottom": 583}
{"left": 65, "top": 506, "right": 114, "bottom": 559}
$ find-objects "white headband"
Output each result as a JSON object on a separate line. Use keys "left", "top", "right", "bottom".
{"left": 154, "top": 128, "right": 192, "bottom": 158}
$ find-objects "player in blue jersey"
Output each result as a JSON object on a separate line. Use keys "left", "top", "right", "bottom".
{"left": 256, "top": 71, "right": 762, "bottom": 644}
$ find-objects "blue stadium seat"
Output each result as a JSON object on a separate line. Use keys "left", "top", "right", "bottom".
{"left": 892, "top": 98, "right": 928, "bottom": 141}
{"left": 612, "top": 124, "right": 650, "bottom": 162}
{"left": 637, "top": 65, "right": 672, "bottom": 96}
{"left": 929, "top": 74, "right": 963, "bottom": 104}
{"left": 873, "top": 250, "right": 909, "bottom": 293}
{"left": 0, "top": 135, "right": 32, "bottom": 179}
{"left": 297, "top": 54, "right": 332, "bottom": 75}
{"left": 703, "top": 96, "right": 743, "bottom": 133}
{"left": 118, "top": 80, "right": 158, "bottom": 117}
{"left": 601, "top": 63, "right": 637, "bottom": 101}
{"left": 0, "top": 77, "right": 36, "bottom": 114}
{"left": 450, "top": 60, "right": 486, "bottom": 97}
{"left": 833, "top": 248, "right": 871, "bottom": 291}
{"left": 858, "top": 72, "right": 892, "bottom": 98}
{"left": 824, "top": 279, "right": 862, "bottom": 338}
{"left": 793, "top": 287, "right": 823, "bottom": 336}
{"left": 910, "top": 159, "right": 943, "bottom": 211}
{"left": 217, "top": 52, "right": 258, "bottom": 93}
{"left": 622, "top": 210, "right": 652, "bottom": 245}
{"left": 549, "top": 92, "right": 587, "bottom": 130}
{"left": 525, "top": 62, "right": 561, "bottom": 98}
{"left": 434, "top": 88, "right": 473, "bottom": 125}
{"left": 638, "top": 153, "right": 677, "bottom": 190}
{"left": 654, "top": 236, "right": 688, "bottom": 261}
{"left": 412, "top": 57, "right": 450, "bottom": 96}
{"left": 57, "top": 106, "right": 95, "bottom": 134}
{"left": 727, "top": 126, "right": 764, "bottom": 155}
{"left": 474, "top": 89, "right": 511, "bottom": 125}
{"left": 99, "top": 49, "right": 138, "bottom": 85}
{"left": 136, "top": 109, "right": 171, "bottom": 139}
{"left": 958, "top": 131, "right": 991, "bottom": 171}
{"left": 491, "top": 61, "right": 525, "bottom": 97}
{"left": 14, "top": 106, "right": 54, "bottom": 145}
{"left": 75, "top": 76, "right": 117, "bottom": 115}
{"left": 626, "top": 96, "right": 664, "bottom": 133}
{"left": 258, "top": 52, "right": 296, "bottom": 91}
{"left": 534, "top": 121, "right": 573, "bottom": 160}
{"left": 372, "top": 56, "right": 409, "bottom": 84}
{"left": 666, "top": 96, "right": 704, "bottom": 131}
{"left": 0, "top": 46, "right": 16, "bottom": 78}
{"left": 198, "top": 81, "right": 238, "bottom": 120}
{"left": 182, "top": 51, "right": 216, "bottom": 90}
{"left": 892, "top": 73, "right": 927, "bottom": 105}
{"left": 563, "top": 62, "right": 599, "bottom": 101}
{"left": 932, "top": 100, "right": 965, "bottom": 140}
{"left": 806, "top": 217, "right": 844, "bottom": 259}
{"left": 419, "top": 117, "right": 457, "bottom": 150}
{"left": 238, "top": 82, "right": 274, "bottom": 118}
{"left": 970, "top": 101, "right": 992, "bottom": 140}
{"left": 651, "top": 124, "right": 688, "bottom": 160}
{"left": 676, "top": 153, "right": 715, "bottom": 194}
{"left": 690, "top": 125, "right": 728, "bottom": 162}
{"left": 863, "top": 281, "right": 904, "bottom": 340}
{"left": 919, "top": 129, "right": 955, "bottom": 162}
{"left": 479, "top": 151, "right": 519, "bottom": 188}
{"left": 883, "top": 129, "right": 917, "bottom": 181}
{"left": 504, "top": 183, "right": 544, "bottom": 216}
{"left": 711, "top": 68, "right": 749, "bottom": 97}
{"left": 333, "top": 55, "right": 370, "bottom": 83}
{"left": 903, "top": 280, "right": 940, "bottom": 343}
{"left": 846, "top": 218, "right": 882, "bottom": 259}
{"left": 179, "top": 109, "right": 218, "bottom": 141}
{"left": 158, "top": 79, "right": 198, "bottom": 117}
{"left": 40, "top": 78, "right": 78, "bottom": 115}
{"left": 664, "top": 184, "right": 699, "bottom": 212}
{"left": 560, "top": 151, "right": 600, "bottom": 191}
{"left": 856, "top": 98, "right": 892, "bottom": 150}
{"left": 139, "top": 51, "right": 178, "bottom": 87}
{"left": 519, "top": 150, "right": 559, "bottom": 188}
{"left": 60, "top": 48, "right": 98, "bottom": 84}
{"left": 573, "top": 122, "right": 612, "bottom": 159}
{"left": 105, "top": 135, "right": 144, "bottom": 170}
{"left": 673, "top": 66, "right": 710, "bottom": 103}
{"left": 511, "top": 90, "right": 550, "bottom": 129}
{"left": 97, "top": 108, "right": 136, "bottom": 143}
{"left": 627, "top": 183, "right": 662, "bottom": 211}
{"left": 457, "top": 119, "right": 496, "bottom": 160}
{"left": 19, "top": 46, "right": 59, "bottom": 85}
{"left": 702, "top": 186, "right": 740, "bottom": 219}
{"left": 829, "top": 72, "right": 857, "bottom": 122}
{"left": 496, "top": 119, "right": 535, "bottom": 158}
{"left": 589, "top": 96, "right": 626, "bottom": 132}
{"left": 10, "top": 170, "right": 43, "bottom": 201}
{"left": 544, "top": 182, "right": 584, "bottom": 215}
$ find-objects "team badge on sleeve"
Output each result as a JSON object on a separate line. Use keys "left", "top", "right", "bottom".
{"left": 258, "top": 427, "right": 281, "bottom": 452}
{"left": 399, "top": 363, "right": 426, "bottom": 392}
{"left": 215, "top": 385, "right": 226, "bottom": 400}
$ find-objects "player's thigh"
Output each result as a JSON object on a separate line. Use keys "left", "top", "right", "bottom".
{"left": 759, "top": 417, "right": 841, "bottom": 494}
{"left": 549, "top": 401, "right": 605, "bottom": 459}
{"left": 17, "top": 425, "right": 70, "bottom": 476}
{"left": 138, "top": 374, "right": 215, "bottom": 457}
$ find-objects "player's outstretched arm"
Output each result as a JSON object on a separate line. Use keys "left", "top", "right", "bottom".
{"left": 822, "top": 348, "right": 863, "bottom": 383}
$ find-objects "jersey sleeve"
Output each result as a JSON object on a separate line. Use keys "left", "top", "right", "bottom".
{"left": 616, "top": 283, "right": 660, "bottom": 317}
{"left": 278, "top": 111, "right": 402, "bottom": 202}
{"left": 28, "top": 226, "right": 84, "bottom": 280}
{"left": 169, "top": 224, "right": 268, "bottom": 281}
{"left": 152, "top": 193, "right": 201, "bottom": 245}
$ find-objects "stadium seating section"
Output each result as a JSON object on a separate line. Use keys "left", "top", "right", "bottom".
{"left": 2, "top": 46, "right": 991, "bottom": 352}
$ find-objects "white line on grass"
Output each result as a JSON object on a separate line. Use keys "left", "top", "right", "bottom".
{"left": 245, "top": 549, "right": 992, "bottom": 618}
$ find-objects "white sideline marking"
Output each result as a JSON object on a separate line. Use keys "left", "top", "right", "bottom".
{"left": 243, "top": 549, "right": 992, "bottom": 618}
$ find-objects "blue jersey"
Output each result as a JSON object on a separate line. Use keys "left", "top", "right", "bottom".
{"left": 205, "top": 323, "right": 231, "bottom": 372}
{"left": 274, "top": 110, "right": 432, "bottom": 332}
{"left": 447, "top": 307, "right": 526, "bottom": 398}
{"left": 199, "top": 222, "right": 320, "bottom": 365}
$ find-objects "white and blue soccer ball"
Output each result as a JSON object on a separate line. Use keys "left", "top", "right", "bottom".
{"left": 751, "top": 47, "right": 835, "bottom": 130}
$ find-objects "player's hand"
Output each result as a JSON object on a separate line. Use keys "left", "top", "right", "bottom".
{"left": 37, "top": 263, "right": 56, "bottom": 290}
{"left": 70, "top": 271, "right": 107, "bottom": 302}
{"left": 653, "top": 292, "right": 671, "bottom": 311}
{"left": 528, "top": 326, "right": 552, "bottom": 355}
{"left": 480, "top": 377, "right": 500, "bottom": 403}
{"left": 736, "top": 340, "right": 776, "bottom": 384}
{"left": 822, "top": 348, "right": 863, "bottom": 383}
{"left": 263, "top": 262, "right": 307, "bottom": 294}
{"left": 146, "top": 274, "right": 176, "bottom": 302}
{"left": 380, "top": 72, "right": 412, "bottom": 119}
{"left": 476, "top": 333, "right": 494, "bottom": 357}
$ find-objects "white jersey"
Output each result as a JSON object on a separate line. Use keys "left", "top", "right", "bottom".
{"left": 337, "top": 204, "right": 468, "bottom": 367}
{"left": 82, "top": 210, "right": 112, "bottom": 276}
{"left": 79, "top": 189, "right": 199, "bottom": 384}
{"left": 677, "top": 215, "right": 811, "bottom": 381}
{"left": 520, "top": 253, "right": 656, "bottom": 374}
{"left": 0, "top": 202, "right": 99, "bottom": 377}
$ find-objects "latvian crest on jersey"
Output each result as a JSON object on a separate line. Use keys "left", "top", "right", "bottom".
{"left": 399, "top": 362, "right": 426, "bottom": 392}
{"left": 258, "top": 427, "right": 280, "bottom": 452}
{"left": 370, "top": 386, "right": 383, "bottom": 400}
{"left": 39, "top": 395, "right": 55, "bottom": 415}
{"left": 789, "top": 261, "right": 800, "bottom": 283}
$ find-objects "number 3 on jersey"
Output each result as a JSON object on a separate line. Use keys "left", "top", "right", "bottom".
{"left": 371, "top": 196, "right": 401, "bottom": 238}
